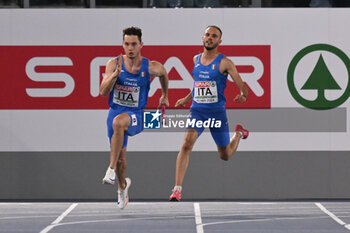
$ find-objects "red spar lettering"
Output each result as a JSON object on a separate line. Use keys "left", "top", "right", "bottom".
{"left": 116, "top": 85, "right": 134, "bottom": 92}
{"left": 195, "top": 81, "right": 210, "bottom": 88}
{"left": 0, "top": 45, "right": 270, "bottom": 109}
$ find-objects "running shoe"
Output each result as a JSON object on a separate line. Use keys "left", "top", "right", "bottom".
{"left": 117, "top": 177, "right": 131, "bottom": 209}
{"left": 169, "top": 189, "right": 182, "bottom": 202}
{"left": 235, "top": 124, "right": 249, "bottom": 139}
{"left": 102, "top": 167, "right": 115, "bottom": 185}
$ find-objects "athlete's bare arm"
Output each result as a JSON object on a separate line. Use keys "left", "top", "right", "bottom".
{"left": 100, "top": 55, "right": 123, "bottom": 97}
{"left": 149, "top": 61, "right": 169, "bottom": 107}
{"left": 175, "top": 92, "right": 192, "bottom": 107}
{"left": 220, "top": 57, "right": 248, "bottom": 103}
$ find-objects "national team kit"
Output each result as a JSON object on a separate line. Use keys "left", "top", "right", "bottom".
{"left": 106, "top": 53, "right": 248, "bottom": 204}
{"left": 108, "top": 53, "right": 233, "bottom": 146}
{"left": 107, "top": 57, "right": 150, "bottom": 148}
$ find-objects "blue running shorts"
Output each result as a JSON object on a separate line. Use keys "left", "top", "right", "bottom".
{"left": 107, "top": 108, "right": 144, "bottom": 148}
{"left": 187, "top": 107, "right": 230, "bottom": 147}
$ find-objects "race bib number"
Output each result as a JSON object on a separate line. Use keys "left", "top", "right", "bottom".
{"left": 193, "top": 81, "right": 218, "bottom": 103}
{"left": 113, "top": 85, "right": 140, "bottom": 107}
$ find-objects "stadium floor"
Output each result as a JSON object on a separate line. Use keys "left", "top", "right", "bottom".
{"left": 1, "top": 201, "right": 350, "bottom": 233}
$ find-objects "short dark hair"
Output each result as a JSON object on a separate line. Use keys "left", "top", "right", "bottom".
{"left": 123, "top": 26, "right": 142, "bottom": 42}
{"left": 206, "top": 25, "right": 222, "bottom": 38}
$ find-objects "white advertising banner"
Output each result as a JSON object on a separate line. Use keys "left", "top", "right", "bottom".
{"left": 0, "top": 9, "right": 349, "bottom": 151}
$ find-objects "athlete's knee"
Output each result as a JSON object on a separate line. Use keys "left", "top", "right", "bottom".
{"left": 182, "top": 137, "right": 195, "bottom": 152}
{"left": 117, "top": 158, "right": 126, "bottom": 166}
{"left": 220, "top": 153, "right": 229, "bottom": 161}
{"left": 218, "top": 149, "right": 231, "bottom": 161}
{"left": 112, "top": 117, "right": 127, "bottom": 132}
{"left": 220, "top": 155, "right": 230, "bottom": 161}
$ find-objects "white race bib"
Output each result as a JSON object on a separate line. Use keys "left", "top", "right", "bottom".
{"left": 193, "top": 81, "right": 218, "bottom": 103}
{"left": 113, "top": 85, "right": 140, "bottom": 107}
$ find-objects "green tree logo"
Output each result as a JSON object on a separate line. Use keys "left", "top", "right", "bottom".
{"left": 301, "top": 54, "right": 341, "bottom": 102}
{"left": 287, "top": 44, "right": 350, "bottom": 110}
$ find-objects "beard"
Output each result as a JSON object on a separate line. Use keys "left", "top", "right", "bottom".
{"left": 203, "top": 41, "right": 218, "bottom": 50}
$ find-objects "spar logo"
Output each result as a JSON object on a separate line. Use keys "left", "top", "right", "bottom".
{"left": 195, "top": 81, "right": 211, "bottom": 88}
{"left": 287, "top": 44, "right": 350, "bottom": 110}
{"left": 0, "top": 45, "right": 270, "bottom": 109}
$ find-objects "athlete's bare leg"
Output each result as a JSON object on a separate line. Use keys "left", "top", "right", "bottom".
{"left": 116, "top": 146, "right": 127, "bottom": 190}
{"left": 175, "top": 129, "right": 198, "bottom": 186}
{"left": 217, "top": 132, "right": 241, "bottom": 161}
{"left": 109, "top": 113, "right": 130, "bottom": 170}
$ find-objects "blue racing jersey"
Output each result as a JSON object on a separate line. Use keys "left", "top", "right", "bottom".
{"left": 108, "top": 57, "right": 151, "bottom": 111}
{"left": 191, "top": 53, "right": 228, "bottom": 109}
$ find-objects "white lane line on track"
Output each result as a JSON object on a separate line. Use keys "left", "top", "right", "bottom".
{"left": 202, "top": 215, "right": 329, "bottom": 227}
{"left": 315, "top": 203, "right": 350, "bottom": 231}
{"left": 49, "top": 215, "right": 196, "bottom": 227}
{"left": 194, "top": 203, "right": 204, "bottom": 233}
{"left": 39, "top": 203, "right": 78, "bottom": 233}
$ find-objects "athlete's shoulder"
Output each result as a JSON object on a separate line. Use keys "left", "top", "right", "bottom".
{"left": 149, "top": 60, "right": 162, "bottom": 69}
{"left": 219, "top": 55, "right": 234, "bottom": 66}
{"left": 105, "top": 57, "right": 119, "bottom": 74}
{"left": 106, "top": 57, "right": 118, "bottom": 66}
{"left": 193, "top": 54, "right": 201, "bottom": 64}
{"left": 218, "top": 55, "right": 236, "bottom": 74}
{"left": 148, "top": 60, "right": 166, "bottom": 76}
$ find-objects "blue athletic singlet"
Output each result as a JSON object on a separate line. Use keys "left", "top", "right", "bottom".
{"left": 107, "top": 57, "right": 150, "bottom": 148}
{"left": 108, "top": 57, "right": 151, "bottom": 111}
{"left": 191, "top": 53, "right": 228, "bottom": 109}
{"left": 188, "top": 53, "right": 230, "bottom": 147}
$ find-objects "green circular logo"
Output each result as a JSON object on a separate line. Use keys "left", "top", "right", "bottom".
{"left": 287, "top": 44, "right": 350, "bottom": 110}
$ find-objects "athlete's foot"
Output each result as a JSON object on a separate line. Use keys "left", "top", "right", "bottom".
{"left": 102, "top": 167, "right": 116, "bottom": 185}
{"left": 169, "top": 189, "right": 182, "bottom": 202}
{"left": 235, "top": 124, "right": 249, "bottom": 139}
{"left": 117, "top": 178, "right": 131, "bottom": 209}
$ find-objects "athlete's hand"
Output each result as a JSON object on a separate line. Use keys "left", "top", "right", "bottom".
{"left": 175, "top": 97, "right": 189, "bottom": 107}
{"left": 158, "top": 96, "right": 169, "bottom": 108}
{"left": 234, "top": 94, "right": 247, "bottom": 103}
{"left": 111, "top": 55, "right": 123, "bottom": 79}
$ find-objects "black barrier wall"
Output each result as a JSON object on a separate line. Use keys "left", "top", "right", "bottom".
{"left": 1, "top": 151, "right": 350, "bottom": 200}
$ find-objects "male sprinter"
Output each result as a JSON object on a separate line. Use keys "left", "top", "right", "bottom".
{"left": 169, "top": 25, "right": 249, "bottom": 201}
{"left": 100, "top": 27, "right": 169, "bottom": 209}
